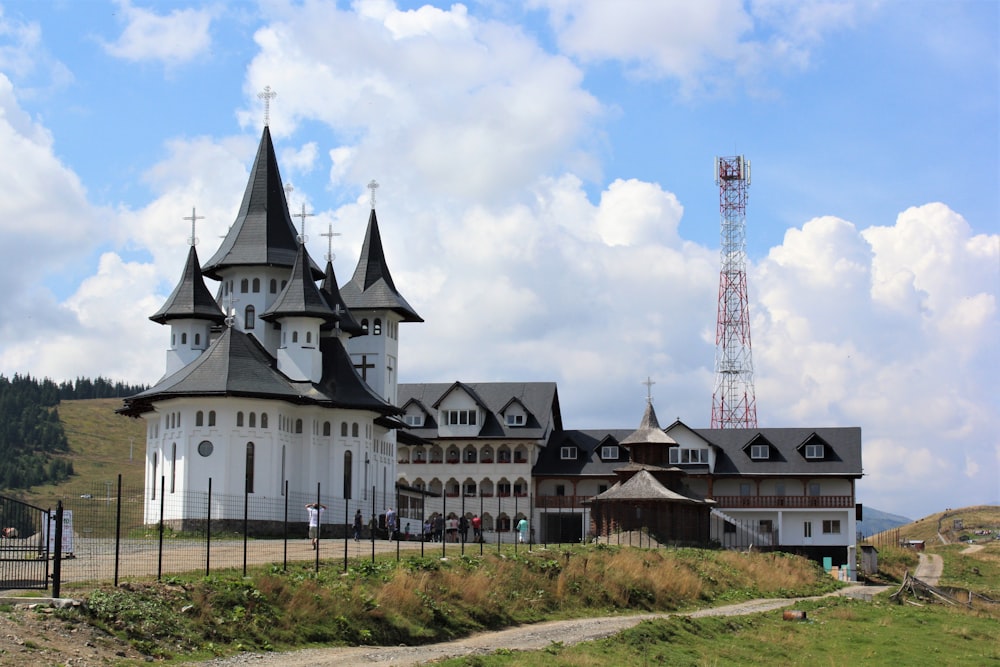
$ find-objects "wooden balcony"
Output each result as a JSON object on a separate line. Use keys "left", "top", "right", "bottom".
{"left": 711, "top": 495, "right": 853, "bottom": 509}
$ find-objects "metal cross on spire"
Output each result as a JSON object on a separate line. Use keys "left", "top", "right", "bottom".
{"left": 293, "top": 203, "right": 314, "bottom": 245}
{"left": 367, "top": 179, "right": 379, "bottom": 209}
{"left": 184, "top": 207, "right": 204, "bottom": 246}
{"left": 320, "top": 223, "right": 340, "bottom": 262}
{"left": 223, "top": 293, "right": 240, "bottom": 328}
{"left": 642, "top": 376, "right": 656, "bottom": 403}
{"left": 258, "top": 85, "right": 277, "bottom": 127}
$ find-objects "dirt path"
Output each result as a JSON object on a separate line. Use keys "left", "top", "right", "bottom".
{"left": 914, "top": 552, "right": 944, "bottom": 586}
{"left": 190, "top": 585, "right": 888, "bottom": 667}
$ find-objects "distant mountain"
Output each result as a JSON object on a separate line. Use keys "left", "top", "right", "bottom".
{"left": 858, "top": 506, "right": 912, "bottom": 537}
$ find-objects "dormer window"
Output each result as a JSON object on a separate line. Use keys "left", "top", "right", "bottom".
{"left": 750, "top": 444, "right": 769, "bottom": 460}
{"left": 600, "top": 445, "right": 619, "bottom": 460}
{"left": 444, "top": 409, "right": 477, "bottom": 426}
{"left": 404, "top": 414, "right": 424, "bottom": 427}
{"left": 669, "top": 448, "right": 709, "bottom": 464}
{"left": 505, "top": 413, "right": 525, "bottom": 426}
{"left": 805, "top": 444, "right": 825, "bottom": 459}
{"left": 560, "top": 446, "right": 576, "bottom": 460}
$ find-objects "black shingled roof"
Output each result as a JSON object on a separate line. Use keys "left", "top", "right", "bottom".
{"left": 320, "top": 260, "right": 365, "bottom": 336}
{"left": 261, "top": 244, "right": 337, "bottom": 323}
{"left": 685, "top": 426, "right": 862, "bottom": 477}
{"left": 149, "top": 245, "right": 226, "bottom": 324}
{"left": 201, "top": 127, "right": 322, "bottom": 280}
{"left": 340, "top": 210, "right": 422, "bottom": 322}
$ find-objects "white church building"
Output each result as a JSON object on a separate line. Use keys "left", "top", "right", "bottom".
{"left": 118, "top": 123, "right": 421, "bottom": 526}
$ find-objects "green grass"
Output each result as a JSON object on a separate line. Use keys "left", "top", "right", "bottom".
{"left": 433, "top": 595, "right": 1000, "bottom": 667}
{"left": 59, "top": 545, "right": 842, "bottom": 662}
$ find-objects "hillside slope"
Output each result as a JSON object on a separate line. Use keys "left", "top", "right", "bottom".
{"left": 18, "top": 398, "right": 145, "bottom": 509}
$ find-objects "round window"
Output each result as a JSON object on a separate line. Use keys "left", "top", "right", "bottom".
{"left": 197, "top": 440, "right": 214, "bottom": 457}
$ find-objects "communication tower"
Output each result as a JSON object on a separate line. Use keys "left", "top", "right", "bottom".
{"left": 711, "top": 155, "right": 757, "bottom": 428}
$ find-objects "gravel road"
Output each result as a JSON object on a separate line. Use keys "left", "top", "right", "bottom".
{"left": 190, "top": 585, "right": 887, "bottom": 667}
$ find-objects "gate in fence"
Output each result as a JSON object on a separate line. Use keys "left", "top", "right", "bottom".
{"left": 0, "top": 495, "right": 50, "bottom": 590}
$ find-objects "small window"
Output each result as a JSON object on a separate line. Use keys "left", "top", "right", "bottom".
{"left": 404, "top": 414, "right": 423, "bottom": 427}
{"left": 805, "top": 444, "right": 824, "bottom": 459}
{"left": 269, "top": 279, "right": 277, "bottom": 293}
{"left": 249, "top": 412, "right": 256, "bottom": 428}
{"left": 195, "top": 411, "right": 204, "bottom": 427}
{"left": 505, "top": 413, "right": 525, "bottom": 426}
{"left": 240, "top": 278, "right": 249, "bottom": 293}
{"left": 198, "top": 440, "right": 214, "bottom": 457}
{"left": 352, "top": 423, "right": 359, "bottom": 437}
{"left": 306, "top": 331, "right": 312, "bottom": 344}
{"left": 194, "top": 333, "right": 201, "bottom": 346}
{"left": 180, "top": 332, "right": 187, "bottom": 345}
{"left": 373, "top": 318, "right": 382, "bottom": 335}
{"left": 292, "top": 331, "right": 298, "bottom": 343}
{"left": 323, "top": 421, "right": 331, "bottom": 436}
{"left": 601, "top": 445, "right": 619, "bottom": 460}
{"left": 341, "top": 422, "right": 348, "bottom": 437}
{"left": 170, "top": 443, "right": 177, "bottom": 493}
{"left": 560, "top": 446, "right": 576, "bottom": 460}
{"left": 252, "top": 278, "right": 260, "bottom": 293}
{"left": 555, "top": 484, "right": 565, "bottom": 496}
{"left": 598, "top": 484, "right": 608, "bottom": 494}
{"left": 208, "top": 410, "right": 216, "bottom": 427}
{"left": 237, "top": 411, "right": 244, "bottom": 427}
{"left": 750, "top": 444, "right": 769, "bottom": 460}
{"left": 803, "top": 521, "right": 812, "bottom": 538}
{"left": 245, "top": 305, "right": 255, "bottom": 329}
{"left": 295, "top": 419, "right": 303, "bottom": 434}
{"left": 261, "top": 413, "right": 268, "bottom": 428}
{"left": 822, "top": 520, "right": 841, "bottom": 535}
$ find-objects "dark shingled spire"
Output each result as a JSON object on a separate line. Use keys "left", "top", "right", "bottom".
{"left": 261, "top": 243, "right": 337, "bottom": 323}
{"left": 340, "top": 209, "right": 422, "bottom": 322}
{"left": 320, "top": 260, "right": 365, "bottom": 336}
{"left": 620, "top": 400, "right": 676, "bottom": 446}
{"left": 150, "top": 245, "right": 226, "bottom": 324}
{"left": 201, "top": 126, "right": 321, "bottom": 280}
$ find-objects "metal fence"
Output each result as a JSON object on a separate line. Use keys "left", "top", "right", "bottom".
{"left": 0, "top": 495, "right": 51, "bottom": 590}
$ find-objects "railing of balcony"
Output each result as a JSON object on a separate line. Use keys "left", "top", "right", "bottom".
{"left": 711, "top": 495, "right": 853, "bottom": 509}
{"left": 535, "top": 495, "right": 587, "bottom": 509}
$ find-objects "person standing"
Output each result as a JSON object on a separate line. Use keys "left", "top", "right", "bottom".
{"left": 306, "top": 502, "right": 326, "bottom": 549}
{"left": 353, "top": 509, "right": 363, "bottom": 541}
{"left": 516, "top": 516, "right": 528, "bottom": 544}
{"left": 459, "top": 515, "right": 469, "bottom": 543}
{"left": 385, "top": 507, "right": 396, "bottom": 540}
{"left": 471, "top": 514, "right": 482, "bottom": 542}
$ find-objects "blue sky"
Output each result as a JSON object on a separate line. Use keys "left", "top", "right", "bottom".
{"left": 0, "top": 0, "right": 996, "bottom": 519}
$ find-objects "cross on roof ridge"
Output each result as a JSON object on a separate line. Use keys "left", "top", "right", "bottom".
{"left": 184, "top": 207, "right": 204, "bottom": 246}
{"left": 258, "top": 85, "right": 276, "bottom": 127}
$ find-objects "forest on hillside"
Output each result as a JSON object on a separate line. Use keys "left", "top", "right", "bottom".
{"left": 0, "top": 374, "right": 146, "bottom": 491}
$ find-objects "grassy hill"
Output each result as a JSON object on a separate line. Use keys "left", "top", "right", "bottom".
{"left": 873, "top": 504, "right": 1000, "bottom": 545}
{"left": 18, "top": 398, "right": 146, "bottom": 509}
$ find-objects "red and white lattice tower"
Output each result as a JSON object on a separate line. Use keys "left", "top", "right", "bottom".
{"left": 711, "top": 155, "right": 757, "bottom": 429}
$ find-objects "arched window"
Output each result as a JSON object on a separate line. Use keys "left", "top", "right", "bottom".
{"left": 240, "top": 278, "right": 249, "bottom": 293}
{"left": 196, "top": 411, "right": 204, "bottom": 427}
{"left": 306, "top": 331, "right": 312, "bottom": 344}
{"left": 170, "top": 443, "right": 177, "bottom": 493}
{"left": 323, "top": 421, "right": 331, "bottom": 436}
{"left": 252, "top": 278, "right": 260, "bottom": 293}
{"left": 343, "top": 450, "right": 352, "bottom": 499}
{"left": 269, "top": 279, "right": 277, "bottom": 294}
{"left": 249, "top": 412, "right": 256, "bottom": 428}
{"left": 194, "top": 333, "right": 201, "bottom": 346}
{"left": 237, "top": 411, "right": 244, "bottom": 427}
{"left": 245, "top": 305, "right": 255, "bottom": 329}
{"left": 180, "top": 332, "right": 187, "bottom": 345}
{"left": 245, "top": 442, "right": 255, "bottom": 493}
{"left": 208, "top": 410, "right": 216, "bottom": 427}
{"left": 341, "top": 422, "right": 348, "bottom": 437}
{"left": 373, "top": 318, "right": 382, "bottom": 335}
{"left": 292, "top": 331, "right": 298, "bottom": 343}
{"left": 261, "top": 413, "right": 268, "bottom": 429}
{"left": 171, "top": 333, "right": 175, "bottom": 347}
{"left": 361, "top": 318, "right": 369, "bottom": 332}
{"left": 295, "top": 419, "right": 303, "bottom": 434}
{"left": 352, "top": 423, "right": 359, "bottom": 437}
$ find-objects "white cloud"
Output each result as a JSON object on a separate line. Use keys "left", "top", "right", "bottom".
{"left": 102, "top": 0, "right": 214, "bottom": 66}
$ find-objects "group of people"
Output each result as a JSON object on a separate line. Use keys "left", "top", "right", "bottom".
{"left": 308, "top": 504, "right": 528, "bottom": 545}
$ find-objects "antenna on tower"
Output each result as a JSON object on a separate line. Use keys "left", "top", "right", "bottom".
{"left": 711, "top": 155, "right": 757, "bottom": 429}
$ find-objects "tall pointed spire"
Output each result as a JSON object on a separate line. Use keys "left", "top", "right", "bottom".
{"left": 150, "top": 246, "right": 225, "bottom": 324}
{"left": 201, "top": 127, "right": 321, "bottom": 280}
{"left": 341, "top": 208, "right": 422, "bottom": 322}
{"left": 261, "top": 243, "right": 337, "bottom": 323}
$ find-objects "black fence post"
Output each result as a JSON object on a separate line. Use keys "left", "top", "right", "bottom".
{"left": 343, "top": 501, "right": 349, "bottom": 573}
{"left": 114, "top": 474, "right": 122, "bottom": 587}
{"left": 206, "top": 478, "right": 212, "bottom": 577}
{"left": 395, "top": 485, "right": 401, "bottom": 562}
{"left": 441, "top": 493, "right": 447, "bottom": 558}
{"left": 243, "top": 480, "right": 249, "bottom": 577}
{"left": 283, "top": 480, "right": 289, "bottom": 572}
{"left": 514, "top": 494, "right": 518, "bottom": 556}
{"left": 370, "top": 486, "right": 376, "bottom": 564}
{"left": 314, "top": 483, "right": 321, "bottom": 573}
{"left": 479, "top": 494, "right": 484, "bottom": 556}
{"left": 158, "top": 476, "right": 165, "bottom": 581}
{"left": 52, "top": 501, "right": 63, "bottom": 598}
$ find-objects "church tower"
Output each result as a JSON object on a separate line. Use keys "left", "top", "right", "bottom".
{"left": 149, "top": 224, "right": 226, "bottom": 378}
{"left": 340, "top": 182, "right": 422, "bottom": 405}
